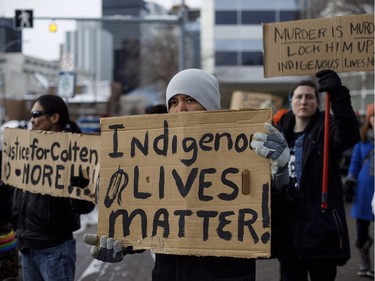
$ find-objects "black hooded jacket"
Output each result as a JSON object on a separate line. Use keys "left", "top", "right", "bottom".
{"left": 152, "top": 253, "right": 255, "bottom": 281}
{"left": 12, "top": 188, "right": 94, "bottom": 249}
{"left": 274, "top": 86, "right": 359, "bottom": 265}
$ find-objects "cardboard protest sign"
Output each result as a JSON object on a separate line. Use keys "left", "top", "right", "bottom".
{"left": 2, "top": 128, "right": 100, "bottom": 202}
{"left": 98, "top": 109, "right": 272, "bottom": 258}
{"left": 263, "top": 14, "right": 374, "bottom": 77}
{"left": 230, "top": 91, "right": 283, "bottom": 110}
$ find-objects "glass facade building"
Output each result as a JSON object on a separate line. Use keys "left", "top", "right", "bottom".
{"left": 205, "top": 0, "right": 301, "bottom": 68}
{"left": 200, "top": 0, "right": 306, "bottom": 106}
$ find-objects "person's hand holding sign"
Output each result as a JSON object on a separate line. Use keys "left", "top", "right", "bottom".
{"left": 251, "top": 122, "right": 290, "bottom": 191}
{"left": 83, "top": 234, "right": 144, "bottom": 263}
{"left": 70, "top": 169, "right": 90, "bottom": 189}
{"left": 316, "top": 69, "right": 342, "bottom": 94}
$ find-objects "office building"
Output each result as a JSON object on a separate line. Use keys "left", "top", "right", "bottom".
{"left": 102, "top": 0, "right": 148, "bottom": 93}
{"left": 65, "top": 21, "right": 114, "bottom": 81}
{"left": 0, "top": 18, "right": 22, "bottom": 53}
{"left": 201, "top": 0, "right": 307, "bottom": 107}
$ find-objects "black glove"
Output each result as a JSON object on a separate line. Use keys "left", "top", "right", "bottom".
{"left": 316, "top": 69, "right": 342, "bottom": 93}
{"left": 70, "top": 169, "right": 90, "bottom": 188}
{"left": 343, "top": 177, "right": 356, "bottom": 203}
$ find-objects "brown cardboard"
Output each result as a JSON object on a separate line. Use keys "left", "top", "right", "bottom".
{"left": 230, "top": 91, "right": 283, "bottom": 110}
{"left": 2, "top": 128, "right": 100, "bottom": 202}
{"left": 98, "top": 109, "right": 272, "bottom": 258}
{"left": 263, "top": 14, "right": 374, "bottom": 77}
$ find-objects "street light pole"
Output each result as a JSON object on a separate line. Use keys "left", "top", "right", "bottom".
{"left": 179, "top": 1, "right": 187, "bottom": 70}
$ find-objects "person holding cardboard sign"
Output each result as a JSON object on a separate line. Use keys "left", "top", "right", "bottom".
{"left": 12, "top": 94, "right": 95, "bottom": 281}
{"left": 84, "top": 68, "right": 290, "bottom": 280}
{"left": 253, "top": 70, "right": 359, "bottom": 281}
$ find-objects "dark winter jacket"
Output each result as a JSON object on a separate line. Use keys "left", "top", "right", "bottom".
{"left": 0, "top": 182, "right": 13, "bottom": 225}
{"left": 275, "top": 86, "right": 359, "bottom": 265}
{"left": 152, "top": 253, "right": 255, "bottom": 281}
{"left": 12, "top": 189, "right": 95, "bottom": 250}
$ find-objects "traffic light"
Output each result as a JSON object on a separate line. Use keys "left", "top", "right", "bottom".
{"left": 49, "top": 22, "right": 57, "bottom": 33}
{"left": 14, "top": 10, "right": 33, "bottom": 29}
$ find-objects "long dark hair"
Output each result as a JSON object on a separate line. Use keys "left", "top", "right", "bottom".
{"left": 33, "top": 94, "right": 81, "bottom": 133}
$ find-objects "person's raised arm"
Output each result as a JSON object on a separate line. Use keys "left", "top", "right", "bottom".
{"left": 316, "top": 69, "right": 360, "bottom": 150}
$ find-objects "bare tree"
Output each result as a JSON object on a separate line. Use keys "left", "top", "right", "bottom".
{"left": 306, "top": 0, "right": 374, "bottom": 18}
{"left": 304, "top": 0, "right": 328, "bottom": 18}
{"left": 333, "top": 0, "right": 374, "bottom": 14}
{"left": 140, "top": 26, "right": 179, "bottom": 89}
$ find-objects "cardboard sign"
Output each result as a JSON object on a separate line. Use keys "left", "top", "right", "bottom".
{"left": 98, "top": 109, "right": 272, "bottom": 258}
{"left": 230, "top": 91, "right": 283, "bottom": 110}
{"left": 263, "top": 14, "right": 374, "bottom": 77}
{"left": 2, "top": 128, "right": 100, "bottom": 202}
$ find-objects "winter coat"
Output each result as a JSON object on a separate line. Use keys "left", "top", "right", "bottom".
{"left": 12, "top": 188, "right": 95, "bottom": 249}
{"left": 276, "top": 85, "right": 360, "bottom": 265}
{"left": 0, "top": 182, "right": 13, "bottom": 225}
{"left": 152, "top": 253, "right": 255, "bottom": 281}
{"left": 348, "top": 141, "right": 374, "bottom": 221}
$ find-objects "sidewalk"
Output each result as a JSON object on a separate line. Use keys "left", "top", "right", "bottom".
{"left": 256, "top": 202, "right": 374, "bottom": 281}
{"left": 15, "top": 203, "right": 374, "bottom": 281}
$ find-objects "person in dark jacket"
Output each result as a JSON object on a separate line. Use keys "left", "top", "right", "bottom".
{"left": 84, "top": 69, "right": 290, "bottom": 281}
{"left": 12, "top": 94, "right": 95, "bottom": 281}
{"left": 268, "top": 70, "right": 360, "bottom": 281}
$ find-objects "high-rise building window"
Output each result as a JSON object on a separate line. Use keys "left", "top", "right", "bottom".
{"left": 215, "top": 51, "right": 238, "bottom": 65}
{"left": 241, "top": 11, "right": 275, "bottom": 24}
{"left": 215, "top": 11, "right": 238, "bottom": 24}
{"left": 216, "top": 10, "right": 299, "bottom": 25}
{"left": 242, "top": 51, "right": 263, "bottom": 65}
{"left": 215, "top": 51, "right": 263, "bottom": 66}
{"left": 279, "top": 11, "right": 300, "bottom": 21}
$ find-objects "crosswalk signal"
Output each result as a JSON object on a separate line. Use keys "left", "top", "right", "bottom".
{"left": 14, "top": 10, "right": 33, "bottom": 29}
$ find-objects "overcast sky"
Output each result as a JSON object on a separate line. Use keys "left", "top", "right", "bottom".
{"left": 0, "top": 0, "right": 202, "bottom": 60}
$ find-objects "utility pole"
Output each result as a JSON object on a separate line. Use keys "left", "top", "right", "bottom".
{"left": 179, "top": 0, "right": 187, "bottom": 70}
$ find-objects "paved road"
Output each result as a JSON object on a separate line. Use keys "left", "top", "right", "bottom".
{"left": 73, "top": 202, "right": 374, "bottom": 281}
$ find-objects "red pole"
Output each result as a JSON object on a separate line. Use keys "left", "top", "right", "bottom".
{"left": 321, "top": 92, "right": 330, "bottom": 211}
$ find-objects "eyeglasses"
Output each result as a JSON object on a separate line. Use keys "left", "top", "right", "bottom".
{"left": 30, "top": 111, "right": 50, "bottom": 119}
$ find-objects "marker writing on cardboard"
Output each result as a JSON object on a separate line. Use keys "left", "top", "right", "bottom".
{"left": 108, "top": 120, "right": 254, "bottom": 167}
{"left": 106, "top": 182, "right": 270, "bottom": 243}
